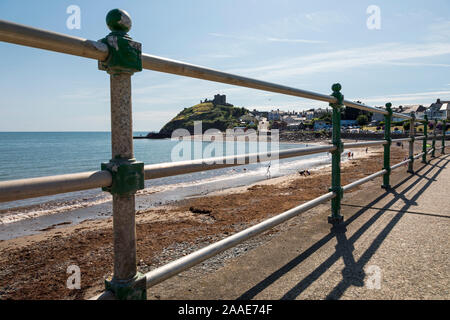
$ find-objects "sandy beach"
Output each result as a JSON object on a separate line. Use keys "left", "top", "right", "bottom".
{"left": 0, "top": 143, "right": 415, "bottom": 299}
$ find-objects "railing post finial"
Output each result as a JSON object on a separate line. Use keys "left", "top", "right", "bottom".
{"left": 99, "top": 8, "right": 142, "bottom": 75}
{"left": 106, "top": 8, "right": 132, "bottom": 34}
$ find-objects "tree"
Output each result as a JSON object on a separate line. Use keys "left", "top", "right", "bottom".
{"left": 342, "top": 106, "right": 372, "bottom": 121}
{"left": 403, "top": 122, "right": 410, "bottom": 131}
{"left": 356, "top": 114, "right": 369, "bottom": 126}
{"left": 319, "top": 112, "right": 332, "bottom": 124}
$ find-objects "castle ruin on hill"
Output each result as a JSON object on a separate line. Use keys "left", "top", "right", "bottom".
{"left": 201, "top": 94, "right": 233, "bottom": 107}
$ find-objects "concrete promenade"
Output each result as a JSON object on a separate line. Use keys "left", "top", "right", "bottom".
{"left": 149, "top": 152, "right": 449, "bottom": 300}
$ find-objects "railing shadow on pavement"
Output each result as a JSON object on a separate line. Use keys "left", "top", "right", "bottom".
{"left": 341, "top": 204, "right": 450, "bottom": 220}
{"left": 237, "top": 154, "right": 449, "bottom": 300}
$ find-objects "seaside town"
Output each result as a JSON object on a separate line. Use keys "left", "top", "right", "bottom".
{"left": 239, "top": 97, "right": 450, "bottom": 133}
{"left": 159, "top": 94, "right": 449, "bottom": 143}
{"left": 143, "top": 94, "right": 450, "bottom": 142}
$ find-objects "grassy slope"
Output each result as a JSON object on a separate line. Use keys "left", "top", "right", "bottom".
{"left": 159, "top": 102, "right": 249, "bottom": 137}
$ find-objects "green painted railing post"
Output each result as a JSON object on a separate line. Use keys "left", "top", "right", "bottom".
{"left": 382, "top": 103, "right": 392, "bottom": 189}
{"left": 442, "top": 120, "right": 447, "bottom": 155}
{"left": 432, "top": 121, "right": 436, "bottom": 158}
{"left": 407, "top": 112, "right": 415, "bottom": 174}
{"left": 328, "top": 83, "right": 344, "bottom": 225}
{"left": 98, "top": 9, "right": 146, "bottom": 300}
{"left": 422, "top": 115, "right": 428, "bottom": 164}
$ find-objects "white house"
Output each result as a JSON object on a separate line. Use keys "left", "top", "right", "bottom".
{"left": 440, "top": 102, "right": 450, "bottom": 120}
{"left": 426, "top": 99, "right": 449, "bottom": 120}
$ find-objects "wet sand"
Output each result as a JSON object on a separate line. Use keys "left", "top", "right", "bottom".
{"left": 0, "top": 143, "right": 414, "bottom": 299}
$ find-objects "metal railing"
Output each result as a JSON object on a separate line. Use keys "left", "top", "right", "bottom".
{"left": 0, "top": 9, "right": 448, "bottom": 300}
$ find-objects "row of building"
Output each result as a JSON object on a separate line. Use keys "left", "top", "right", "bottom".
{"left": 207, "top": 94, "right": 450, "bottom": 132}
{"left": 371, "top": 99, "right": 450, "bottom": 122}
{"left": 256, "top": 99, "right": 450, "bottom": 129}
{"left": 266, "top": 108, "right": 331, "bottom": 122}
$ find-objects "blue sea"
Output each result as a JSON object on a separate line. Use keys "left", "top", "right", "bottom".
{"left": 0, "top": 132, "right": 338, "bottom": 238}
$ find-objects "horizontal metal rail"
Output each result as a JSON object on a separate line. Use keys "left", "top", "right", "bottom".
{"left": 141, "top": 54, "right": 410, "bottom": 119}
{"left": 391, "top": 138, "right": 412, "bottom": 143}
{"left": 342, "top": 169, "right": 387, "bottom": 192}
{"left": 144, "top": 144, "right": 335, "bottom": 180}
{"left": 144, "top": 191, "right": 335, "bottom": 287}
{"left": 3, "top": 137, "right": 431, "bottom": 203}
{"left": 414, "top": 152, "right": 425, "bottom": 159}
{"left": 0, "top": 170, "right": 112, "bottom": 203}
{"left": 390, "top": 158, "right": 412, "bottom": 170}
{"left": 0, "top": 145, "right": 335, "bottom": 203}
{"left": 0, "top": 20, "right": 108, "bottom": 60}
{"left": 0, "top": 19, "right": 411, "bottom": 120}
{"left": 141, "top": 54, "right": 336, "bottom": 104}
{"left": 342, "top": 154, "right": 418, "bottom": 193}
{"left": 392, "top": 136, "right": 444, "bottom": 143}
{"left": 343, "top": 140, "right": 387, "bottom": 148}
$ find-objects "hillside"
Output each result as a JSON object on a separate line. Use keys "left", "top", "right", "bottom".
{"left": 155, "top": 102, "right": 250, "bottom": 138}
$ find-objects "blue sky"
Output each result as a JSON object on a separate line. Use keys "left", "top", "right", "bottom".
{"left": 1, "top": 0, "right": 450, "bottom": 131}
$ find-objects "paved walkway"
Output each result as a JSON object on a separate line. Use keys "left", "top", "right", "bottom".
{"left": 149, "top": 153, "right": 450, "bottom": 300}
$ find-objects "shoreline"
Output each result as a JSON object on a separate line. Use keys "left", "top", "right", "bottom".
{"left": 134, "top": 131, "right": 331, "bottom": 144}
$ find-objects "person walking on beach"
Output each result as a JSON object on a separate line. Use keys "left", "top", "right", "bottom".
{"left": 266, "top": 162, "right": 271, "bottom": 179}
{"left": 366, "top": 147, "right": 368, "bottom": 153}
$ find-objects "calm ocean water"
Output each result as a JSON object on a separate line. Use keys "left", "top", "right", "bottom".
{"left": 0, "top": 132, "right": 336, "bottom": 231}
{"left": 0, "top": 132, "right": 185, "bottom": 180}
{"left": 0, "top": 132, "right": 319, "bottom": 181}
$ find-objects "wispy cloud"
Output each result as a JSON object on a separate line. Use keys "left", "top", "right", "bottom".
{"left": 304, "top": 11, "right": 350, "bottom": 30}
{"left": 208, "top": 32, "right": 326, "bottom": 44}
{"left": 359, "top": 90, "right": 450, "bottom": 105}
{"left": 385, "top": 62, "right": 450, "bottom": 68}
{"left": 200, "top": 53, "right": 236, "bottom": 59}
{"left": 59, "top": 87, "right": 108, "bottom": 101}
{"left": 208, "top": 32, "right": 254, "bottom": 41}
{"left": 267, "top": 37, "right": 326, "bottom": 44}
{"left": 256, "top": 10, "right": 349, "bottom": 35}
{"left": 228, "top": 42, "right": 450, "bottom": 80}
{"left": 426, "top": 19, "right": 450, "bottom": 41}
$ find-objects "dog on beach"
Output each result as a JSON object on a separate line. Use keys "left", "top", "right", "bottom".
{"left": 298, "top": 169, "right": 311, "bottom": 176}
